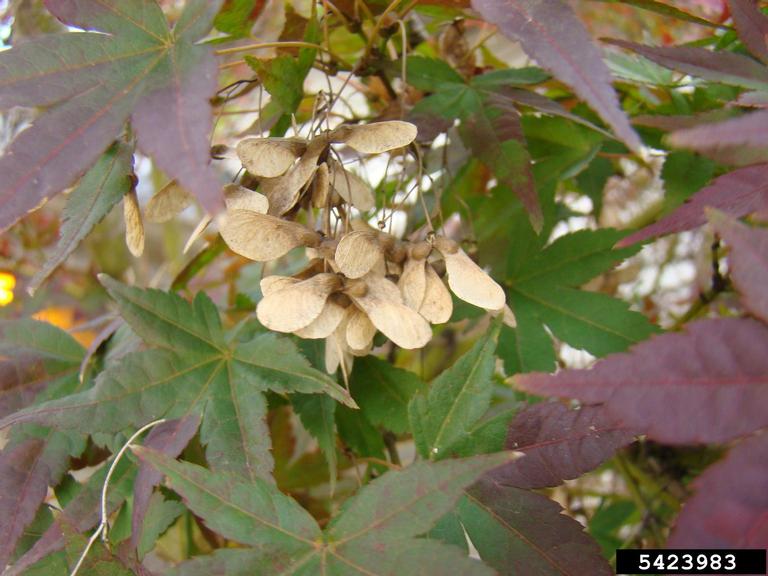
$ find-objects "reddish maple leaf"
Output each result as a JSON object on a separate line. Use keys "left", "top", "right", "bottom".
{"left": 0, "top": 0, "right": 224, "bottom": 232}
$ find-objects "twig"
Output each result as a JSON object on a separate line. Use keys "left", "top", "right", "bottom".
{"left": 69, "top": 419, "right": 166, "bottom": 576}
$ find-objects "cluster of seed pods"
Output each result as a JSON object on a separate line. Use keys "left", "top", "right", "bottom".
{"left": 141, "top": 121, "right": 508, "bottom": 374}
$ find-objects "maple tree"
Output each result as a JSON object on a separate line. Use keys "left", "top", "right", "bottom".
{"left": 0, "top": 0, "right": 767, "bottom": 574}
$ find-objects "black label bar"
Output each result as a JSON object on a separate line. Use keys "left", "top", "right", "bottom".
{"left": 616, "top": 549, "right": 766, "bottom": 575}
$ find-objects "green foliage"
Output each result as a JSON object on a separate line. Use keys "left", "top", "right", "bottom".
{"left": 507, "top": 229, "right": 660, "bottom": 359}
{"left": 349, "top": 356, "right": 425, "bottom": 434}
{"left": 137, "top": 447, "right": 510, "bottom": 574}
{"left": 5, "top": 0, "right": 766, "bottom": 572}
{"left": 409, "top": 324, "right": 500, "bottom": 459}
{"left": 29, "top": 141, "right": 134, "bottom": 293}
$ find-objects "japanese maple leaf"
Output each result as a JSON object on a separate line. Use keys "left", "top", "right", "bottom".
{"left": 0, "top": 0, "right": 224, "bottom": 232}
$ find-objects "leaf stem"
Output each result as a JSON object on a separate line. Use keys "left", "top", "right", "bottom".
{"left": 69, "top": 419, "right": 166, "bottom": 576}
{"left": 383, "top": 431, "right": 401, "bottom": 466}
{"left": 215, "top": 41, "right": 351, "bottom": 69}
{"left": 613, "top": 453, "right": 665, "bottom": 546}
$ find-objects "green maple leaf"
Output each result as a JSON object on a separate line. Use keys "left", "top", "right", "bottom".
{"left": 349, "top": 356, "right": 425, "bottom": 435}
{"left": 136, "top": 447, "right": 510, "bottom": 575}
{"left": 409, "top": 326, "right": 500, "bottom": 459}
{"left": 0, "top": 277, "right": 355, "bottom": 485}
{"left": 0, "top": 0, "right": 224, "bottom": 232}
{"left": 28, "top": 141, "right": 135, "bottom": 294}
{"left": 501, "top": 228, "right": 660, "bottom": 372}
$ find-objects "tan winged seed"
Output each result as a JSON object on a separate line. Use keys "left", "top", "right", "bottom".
{"left": 220, "top": 209, "right": 320, "bottom": 261}
{"left": 236, "top": 137, "right": 305, "bottom": 178}
{"left": 123, "top": 189, "right": 144, "bottom": 257}
{"left": 145, "top": 181, "right": 194, "bottom": 223}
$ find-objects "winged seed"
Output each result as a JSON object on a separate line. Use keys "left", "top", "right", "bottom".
{"left": 223, "top": 183, "right": 269, "bottom": 213}
{"left": 257, "top": 273, "right": 341, "bottom": 333}
{"left": 294, "top": 300, "right": 346, "bottom": 339}
{"left": 236, "top": 137, "right": 305, "bottom": 178}
{"left": 123, "top": 189, "right": 144, "bottom": 257}
{"left": 328, "top": 158, "right": 375, "bottom": 211}
{"left": 346, "top": 307, "right": 377, "bottom": 350}
{"left": 335, "top": 230, "right": 384, "bottom": 279}
{"left": 332, "top": 121, "right": 418, "bottom": 154}
{"left": 419, "top": 264, "right": 453, "bottom": 324}
{"left": 434, "top": 237, "right": 505, "bottom": 311}
{"left": 220, "top": 209, "right": 320, "bottom": 261}
{"left": 399, "top": 256, "right": 427, "bottom": 310}
{"left": 349, "top": 275, "right": 431, "bottom": 349}
{"left": 145, "top": 180, "right": 194, "bottom": 223}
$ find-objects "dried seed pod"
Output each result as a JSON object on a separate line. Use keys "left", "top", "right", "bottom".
{"left": 349, "top": 275, "right": 431, "bottom": 349}
{"left": 257, "top": 273, "right": 341, "bottom": 332}
{"left": 224, "top": 183, "right": 269, "bottom": 213}
{"left": 502, "top": 304, "right": 517, "bottom": 328}
{"left": 410, "top": 240, "right": 432, "bottom": 260}
{"left": 399, "top": 256, "right": 426, "bottom": 310}
{"left": 325, "top": 328, "right": 353, "bottom": 375}
{"left": 325, "top": 310, "right": 354, "bottom": 374}
{"left": 328, "top": 158, "right": 375, "bottom": 211}
{"left": 386, "top": 260, "right": 403, "bottom": 276}
{"left": 335, "top": 230, "right": 384, "bottom": 279}
{"left": 220, "top": 209, "right": 320, "bottom": 261}
{"left": 123, "top": 189, "right": 144, "bottom": 257}
{"left": 260, "top": 275, "right": 299, "bottom": 296}
{"left": 332, "top": 121, "right": 418, "bottom": 154}
{"left": 433, "top": 237, "right": 505, "bottom": 311}
{"left": 262, "top": 138, "right": 326, "bottom": 216}
{"left": 145, "top": 181, "right": 194, "bottom": 223}
{"left": 419, "top": 264, "right": 453, "bottom": 324}
{"left": 346, "top": 307, "right": 377, "bottom": 350}
{"left": 294, "top": 299, "right": 346, "bottom": 339}
{"left": 311, "top": 162, "right": 330, "bottom": 208}
{"left": 183, "top": 214, "right": 213, "bottom": 254}
{"left": 236, "top": 137, "right": 305, "bottom": 178}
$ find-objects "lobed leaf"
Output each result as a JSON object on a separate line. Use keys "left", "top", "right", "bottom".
{"left": 327, "top": 452, "right": 513, "bottom": 542}
{"left": 606, "top": 39, "right": 768, "bottom": 90}
{"left": 728, "top": 0, "right": 768, "bottom": 65}
{"left": 0, "top": 0, "right": 223, "bottom": 232}
{"left": 139, "top": 448, "right": 508, "bottom": 575}
{"left": 709, "top": 210, "right": 768, "bottom": 323}
{"left": 0, "top": 439, "right": 51, "bottom": 569}
{"left": 134, "top": 447, "right": 322, "bottom": 553}
{"left": 508, "top": 229, "right": 658, "bottom": 358}
{"left": 99, "top": 274, "right": 226, "bottom": 354}
{"left": 492, "top": 402, "right": 636, "bottom": 489}
{"left": 349, "top": 357, "right": 425, "bottom": 434}
{"left": 29, "top": 142, "right": 135, "bottom": 294}
{"left": 471, "top": 0, "right": 642, "bottom": 153}
{"left": 459, "top": 479, "right": 613, "bottom": 575}
{"left": 619, "top": 163, "right": 768, "bottom": 246}
{"left": 409, "top": 326, "right": 499, "bottom": 458}
{"left": 519, "top": 318, "right": 768, "bottom": 444}
{"left": 131, "top": 415, "right": 200, "bottom": 552}
{"left": 668, "top": 433, "right": 768, "bottom": 548}
{"left": 292, "top": 394, "right": 338, "bottom": 488}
